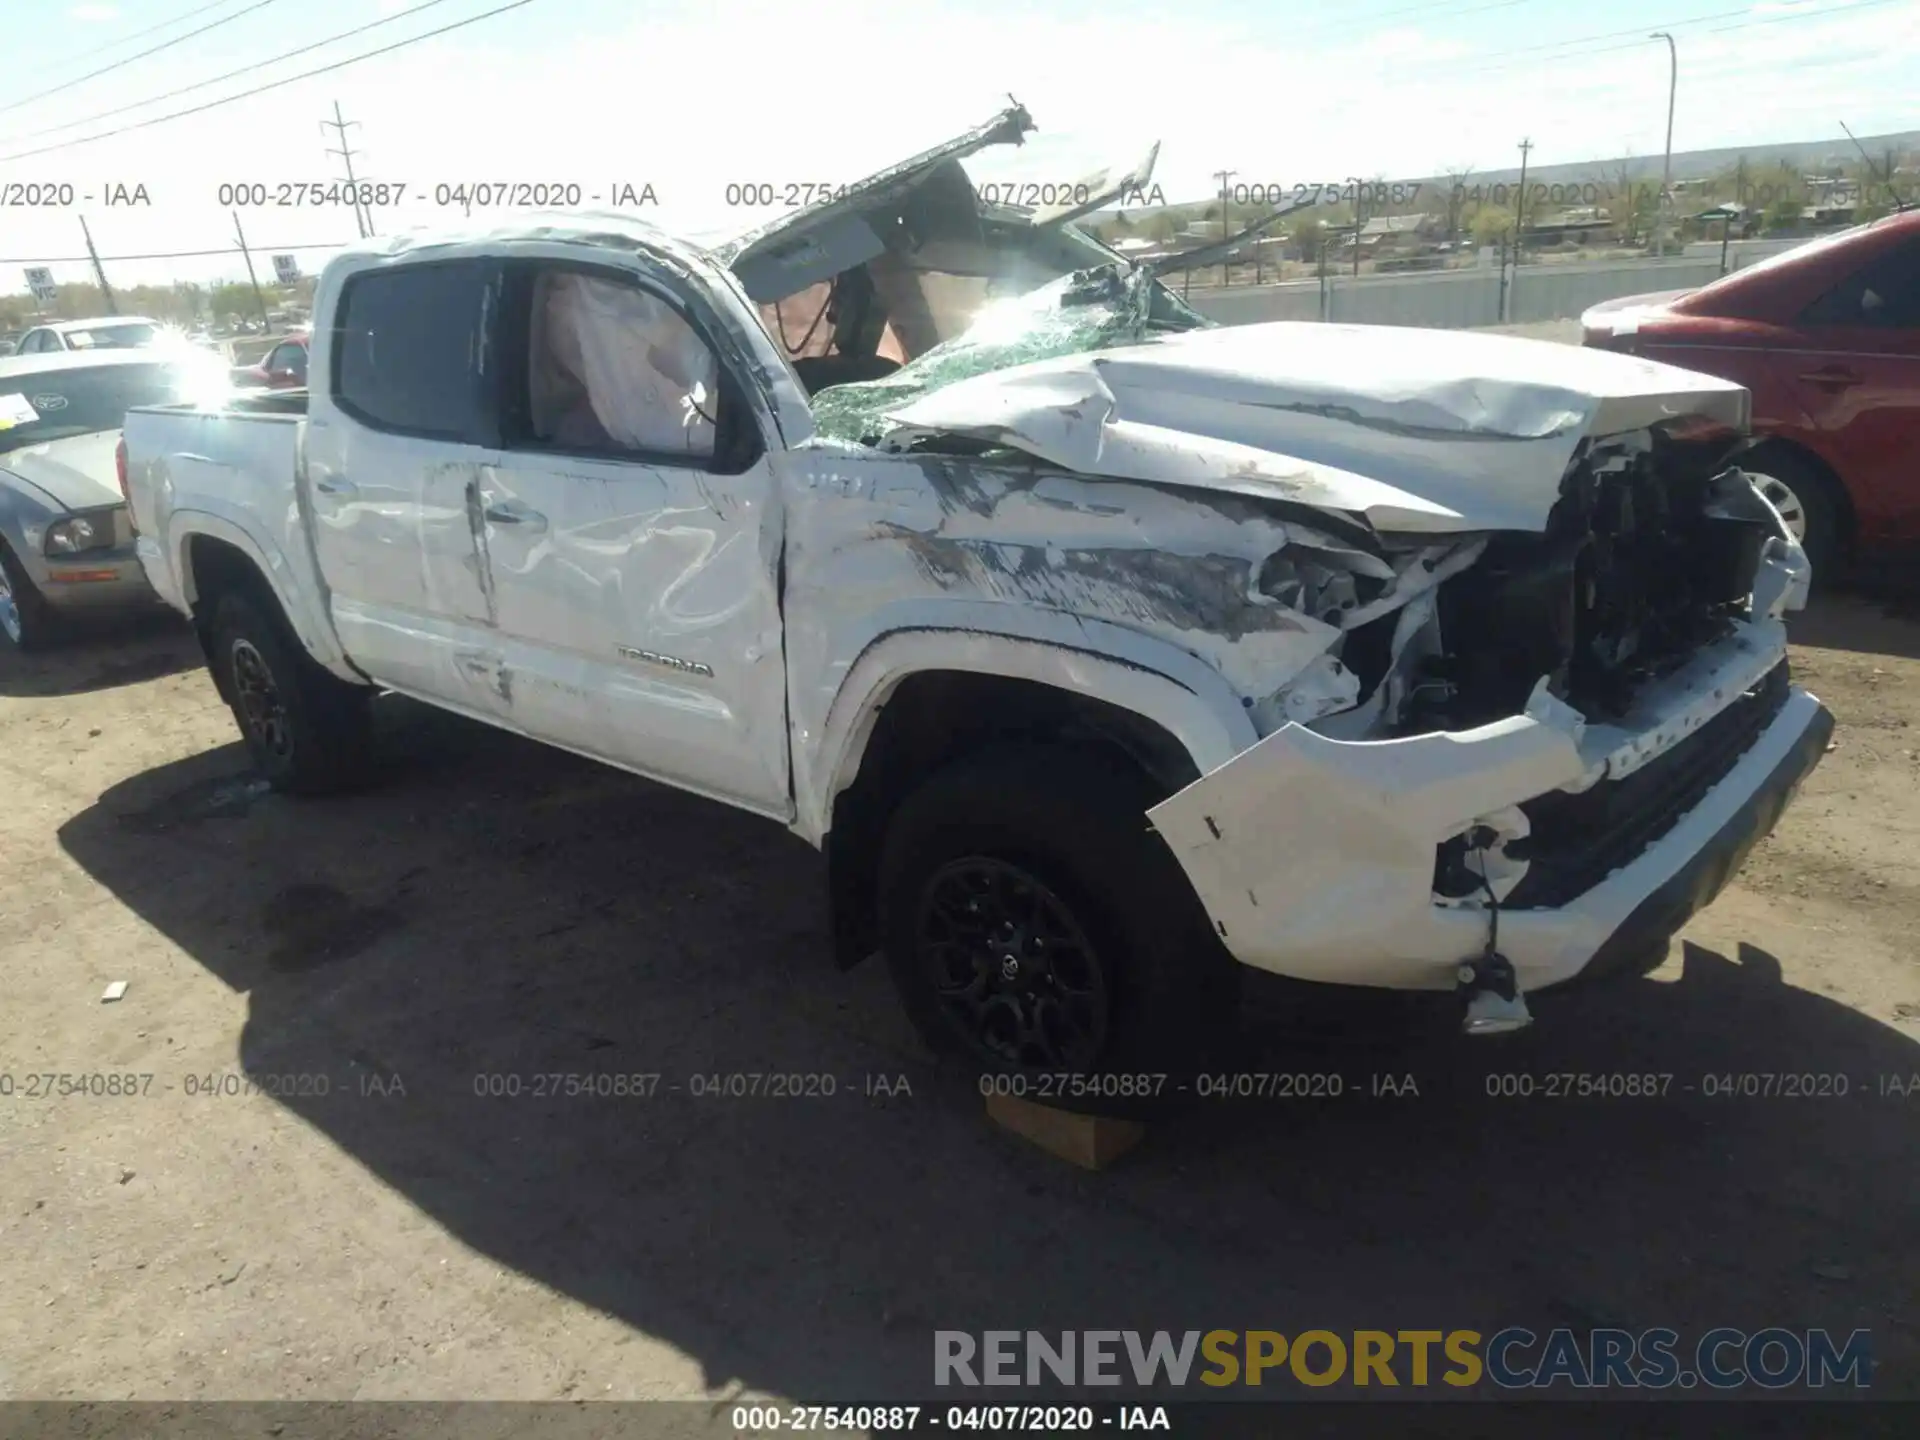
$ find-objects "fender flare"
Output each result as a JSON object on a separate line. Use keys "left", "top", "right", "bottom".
{"left": 166, "top": 509, "right": 358, "bottom": 681}
{"left": 797, "top": 609, "right": 1258, "bottom": 845}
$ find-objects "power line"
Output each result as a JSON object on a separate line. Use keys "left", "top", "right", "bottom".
{"left": 1296, "top": 0, "right": 1535, "bottom": 34}
{"left": 1467, "top": 0, "right": 1911, "bottom": 77}
{"left": 0, "top": 0, "right": 545, "bottom": 163}
{"left": 36, "top": 0, "right": 243, "bottom": 72}
{"left": 1702, "top": 0, "right": 1906, "bottom": 32}
{"left": 5, "top": 0, "right": 466, "bottom": 145}
{"left": 1454, "top": 6, "right": 1756, "bottom": 66}
{"left": 0, "top": 0, "right": 288, "bottom": 120}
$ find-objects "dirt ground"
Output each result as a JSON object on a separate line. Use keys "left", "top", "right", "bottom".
{"left": 0, "top": 593, "right": 1915, "bottom": 1413}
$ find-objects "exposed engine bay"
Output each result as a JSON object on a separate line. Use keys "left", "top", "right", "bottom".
{"left": 1364, "top": 428, "right": 1790, "bottom": 736}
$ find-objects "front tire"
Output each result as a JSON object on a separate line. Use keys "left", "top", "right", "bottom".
{"left": 878, "top": 744, "right": 1240, "bottom": 1116}
{"left": 210, "top": 590, "right": 374, "bottom": 794}
{"left": 0, "top": 538, "right": 58, "bottom": 652}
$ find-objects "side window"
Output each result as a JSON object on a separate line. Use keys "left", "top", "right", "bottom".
{"left": 1803, "top": 239, "right": 1920, "bottom": 329}
{"left": 515, "top": 268, "right": 720, "bottom": 463}
{"left": 270, "top": 342, "right": 308, "bottom": 380}
{"left": 333, "top": 261, "right": 490, "bottom": 439}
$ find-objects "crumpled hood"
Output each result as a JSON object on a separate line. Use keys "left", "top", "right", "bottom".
{"left": 881, "top": 321, "right": 1750, "bottom": 533}
{"left": 0, "top": 431, "right": 123, "bottom": 512}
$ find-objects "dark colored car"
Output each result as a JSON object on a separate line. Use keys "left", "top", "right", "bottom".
{"left": 232, "top": 332, "right": 309, "bottom": 389}
{"left": 1582, "top": 209, "right": 1919, "bottom": 580}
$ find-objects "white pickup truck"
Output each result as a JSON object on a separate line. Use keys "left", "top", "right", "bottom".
{"left": 123, "top": 107, "right": 1832, "bottom": 1097}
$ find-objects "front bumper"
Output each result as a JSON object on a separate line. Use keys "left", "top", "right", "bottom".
{"left": 1148, "top": 620, "right": 1830, "bottom": 993}
{"left": 39, "top": 543, "right": 160, "bottom": 613}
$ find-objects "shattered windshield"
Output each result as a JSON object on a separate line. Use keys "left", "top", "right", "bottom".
{"left": 810, "top": 263, "right": 1208, "bottom": 444}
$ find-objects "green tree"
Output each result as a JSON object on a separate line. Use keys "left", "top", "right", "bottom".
{"left": 1470, "top": 204, "right": 1516, "bottom": 246}
{"left": 1290, "top": 216, "right": 1323, "bottom": 262}
{"left": 1441, "top": 167, "right": 1474, "bottom": 243}
{"left": 210, "top": 282, "right": 261, "bottom": 321}
{"left": 1763, "top": 194, "right": 1802, "bottom": 233}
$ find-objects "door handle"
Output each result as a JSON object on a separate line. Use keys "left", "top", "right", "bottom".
{"left": 1796, "top": 367, "right": 1862, "bottom": 390}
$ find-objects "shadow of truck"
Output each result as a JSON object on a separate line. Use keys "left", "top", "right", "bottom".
{"left": 55, "top": 697, "right": 1920, "bottom": 1409}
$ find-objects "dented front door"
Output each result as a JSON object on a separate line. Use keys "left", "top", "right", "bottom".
{"left": 474, "top": 446, "right": 792, "bottom": 820}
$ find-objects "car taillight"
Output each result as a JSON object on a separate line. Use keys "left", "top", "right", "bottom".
{"left": 115, "top": 435, "right": 137, "bottom": 533}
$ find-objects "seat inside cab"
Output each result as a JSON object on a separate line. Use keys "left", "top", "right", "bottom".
{"left": 733, "top": 155, "right": 1136, "bottom": 399}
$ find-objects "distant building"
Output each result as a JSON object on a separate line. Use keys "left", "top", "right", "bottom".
{"left": 1521, "top": 210, "right": 1620, "bottom": 246}
{"left": 1333, "top": 213, "right": 1438, "bottom": 255}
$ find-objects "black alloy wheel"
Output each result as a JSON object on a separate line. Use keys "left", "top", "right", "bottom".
{"left": 916, "top": 855, "right": 1111, "bottom": 1072}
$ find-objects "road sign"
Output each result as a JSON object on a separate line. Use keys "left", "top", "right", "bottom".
{"left": 271, "top": 254, "right": 300, "bottom": 285}
{"left": 23, "top": 267, "right": 57, "bottom": 303}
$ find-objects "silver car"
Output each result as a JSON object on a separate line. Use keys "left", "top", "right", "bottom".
{"left": 0, "top": 349, "right": 232, "bottom": 649}
{"left": 9, "top": 316, "right": 166, "bottom": 356}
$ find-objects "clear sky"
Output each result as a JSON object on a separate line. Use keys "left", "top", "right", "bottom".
{"left": 0, "top": 0, "right": 1914, "bottom": 291}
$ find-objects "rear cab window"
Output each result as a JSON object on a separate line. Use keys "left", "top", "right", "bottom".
{"left": 332, "top": 261, "right": 494, "bottom": 440}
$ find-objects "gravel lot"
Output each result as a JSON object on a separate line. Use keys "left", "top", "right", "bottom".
{"left": 2, "top": 593, "right": 1916, "bottom": 1414}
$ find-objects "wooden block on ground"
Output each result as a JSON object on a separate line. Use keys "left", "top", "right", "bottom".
{"left": 985, "top": 1092, "right": 1146, "bottom": 1170}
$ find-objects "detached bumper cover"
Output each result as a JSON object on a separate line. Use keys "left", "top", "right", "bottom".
{"left": 1148, "top": 627, "right": 1830, "bottom": 992}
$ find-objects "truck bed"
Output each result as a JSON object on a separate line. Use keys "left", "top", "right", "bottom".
{"left": 122, "top": 390, "right": 351, "bottom": 679}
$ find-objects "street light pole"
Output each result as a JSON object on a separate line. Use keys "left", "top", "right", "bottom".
{"left": 1651, "top": 31, "right": 1677, "bottom": 255}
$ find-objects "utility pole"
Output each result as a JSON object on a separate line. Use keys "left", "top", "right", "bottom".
{"left": 232, "top": 210, "right": 272, "bottom": 329}
{"left": 1513, "top": 138, "right": 1532, "bottom": 266}
{"left": 1352, "top": 177, "right": 1366, "bottom": 279}
{"left": 78, "top": 216, "right": 116, "bottom": 314}
{"left": 1651, "top": 32, "right": 1677, "bottom": 255}
{"left": 1213, "top": 169, "right": 1237, "bottom": 286}
{"left": 323, "top": 100, "right": 371, "bottom": 240}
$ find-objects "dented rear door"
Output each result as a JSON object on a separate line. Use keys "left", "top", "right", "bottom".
{"left": 305, "top": 256, "right": 507, "bottom": 712}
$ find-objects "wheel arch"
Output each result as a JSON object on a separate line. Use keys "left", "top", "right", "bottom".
{"left": 170, "top": 514, "right": 358, "bottom": 683}
{"left": 808, "top": 627, "right": 1257, "bottom": 970}
{"left": 1745, "top": 434, "right": 1858, "bottom": 558}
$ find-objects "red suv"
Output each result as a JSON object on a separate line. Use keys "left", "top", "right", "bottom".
{"left": 1582, "top": 210, "right": 1919, "bottom": 581}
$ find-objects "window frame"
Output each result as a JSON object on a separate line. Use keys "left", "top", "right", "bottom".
{"left": 267, "top": 341, "right": 308, "bottom": 379}
{"left": 490, "top": 257, "right": 764, "bottom": 477}
{"left": 1799, "top": 237, "right": 1920, "bottom": 331}
{"left": 329, "top": 257, "right": 502, "bottom": 446}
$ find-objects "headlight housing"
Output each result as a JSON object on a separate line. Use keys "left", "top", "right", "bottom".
{"left": 44, "top": 511, "right": 117, "bottom": 556}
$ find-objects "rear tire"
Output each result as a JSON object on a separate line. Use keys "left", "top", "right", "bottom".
{"left": 878, "top": 743, "right": 1240, "bottom": 1117}
{"left": 0, "top": 538, "right": 58, "bottom": 652}
{"left": 1747, "top": 451, "right": 1842, "bottom": 588}
{"left": 209, "top": 590, "right": 374, "bottom": 795}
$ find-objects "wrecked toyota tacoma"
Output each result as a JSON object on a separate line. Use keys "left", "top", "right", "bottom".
{"left": 121, "top": 105, "right": 1831, "bottom": 1102}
